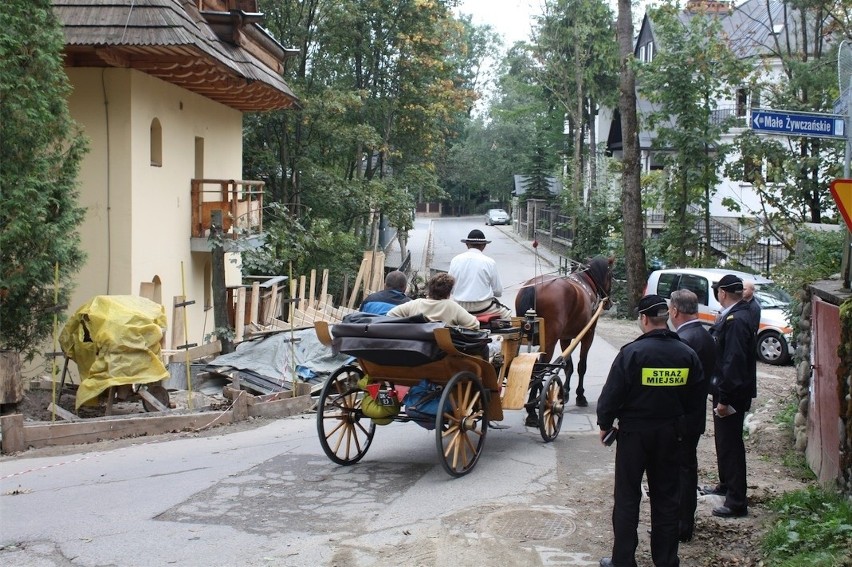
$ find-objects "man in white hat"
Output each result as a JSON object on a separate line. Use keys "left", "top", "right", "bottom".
{"left": 448, "top": 229, "right": 511, "bottom": 320}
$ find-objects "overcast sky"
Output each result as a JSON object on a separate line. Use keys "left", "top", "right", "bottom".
{"left": 455, "top": 0, "right": 655, "bottom": 49}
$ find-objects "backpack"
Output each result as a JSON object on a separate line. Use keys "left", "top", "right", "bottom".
{"left": 403, "top": 379, "right": 449, "bottom": 430}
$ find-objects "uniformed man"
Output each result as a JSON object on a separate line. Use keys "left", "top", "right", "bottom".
{"left": 703, "top": 274, "right": 757, "bottom": 519}
{"left": 597, "top": 294, "right": 704, "bottom": 567}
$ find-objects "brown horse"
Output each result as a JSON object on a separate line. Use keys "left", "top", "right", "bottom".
{"left": 515, "top": 256, "right": 614, "bottom": 409}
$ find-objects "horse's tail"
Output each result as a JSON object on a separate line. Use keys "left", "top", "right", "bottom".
{"left": 516, "top": 284, "right": 536, "bottom": 316}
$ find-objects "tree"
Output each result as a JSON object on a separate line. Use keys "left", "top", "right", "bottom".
{"left": 616, "top": 0, "right": 645, "bottom": 315}
{"left": 246, "top": 0, "right": 479, "bottom": 282}
{"left": 0, "top": 0, "right": 88, "bottom": 361}
{"left": 725, "top": 0, "right": 843, "bottom": 249}
{"left": 639, "top": 2, "right": 748, "bottom": 267}
{"left": 533, "top": 0, "right": 618, "bottom": 206}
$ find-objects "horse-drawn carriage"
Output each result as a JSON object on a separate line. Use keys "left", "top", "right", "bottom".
{"left": 313, "top": 256, "right": 613, "bottom": 477}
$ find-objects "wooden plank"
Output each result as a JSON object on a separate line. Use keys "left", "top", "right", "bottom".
{"left": 18, "top": 411, "right": 237, "bottom": 451}
{"left": 501, "top": 353, "right": 539, "bottom": 410}
{"left": 298, "top": 275, "right": 307, "bottom": 310}
{"left": 247, "top": 394, "right": 312, "bottom": 419}
{"left": 234, "top": 286, "right": 246, "bottom": 342}
{"left": 362, "top": 250, "right": 375, "bottom": 296}
{"left": 267, "top": 283, "right": 279, "bottom": 323}
{"left": 347, "top": 256, "right": 369, "bottom": 309}
{"left": 167, "top": 340, "right": 221, "bottom": 363}
{"left": 249, "top": 281, "right": 260, "bottom": 324}
{"left": 320, "top": 269, "right": 329, "bottom": 309}
{"left": 171, "top": 295, "right": 186, "bottom": 350}
{"left": 47, "top": 403, "right": 80, "bottom": 421}
{"left": 308, "top": 269, "right": 317, "bottom": 310}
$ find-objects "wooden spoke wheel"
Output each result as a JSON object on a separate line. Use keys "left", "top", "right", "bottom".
{"left": 537, "top": 374, "right": 565, "bottom": 442}
{"left": 435, "top": 372, "right": 488, "bottom": 477}
{"left": 141, "top": 384, "right": 170, "bottom": 412}
{"left": 317, "top": 365, "right": 375, "bottom": 465}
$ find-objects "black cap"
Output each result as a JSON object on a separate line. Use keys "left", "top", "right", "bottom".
{"left": 637, "top": 294, "right": 669, "bottom": 317}
{"left": 712, "top": 274, "right": 743, "bottom": 293}
{"left": 461, "top": 229, "right": 491, "bottom": 244}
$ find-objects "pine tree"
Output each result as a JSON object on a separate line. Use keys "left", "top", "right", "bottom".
{"left": 0, "top": 0, "right": 88, "bottom": 360}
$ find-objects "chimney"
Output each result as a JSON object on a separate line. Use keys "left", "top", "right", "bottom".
{"left": 685, "top": 0, "right": 731, "bottom": 14}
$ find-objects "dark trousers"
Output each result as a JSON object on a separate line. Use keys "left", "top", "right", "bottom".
{"left": 612, "top": 426, "right": 681, "bottom": 567}
{"left": 712, "top": 406, "right": 748, "bottom": 511}
{"left": 678, "top": 433, "right": 700, "bottom": 538}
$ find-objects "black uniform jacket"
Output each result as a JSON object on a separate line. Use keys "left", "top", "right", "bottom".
{"left": 597, "top": 328, "right": 704, "bottom": 433}
{"left": 676, "top": 320, "right": 716, "bottom": 436}
{"left": 710, "top": 301, "right": 757, "bottom": 406}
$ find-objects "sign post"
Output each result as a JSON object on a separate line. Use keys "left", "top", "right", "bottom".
{"left": 751, "top": 108, "right": 846, "bottom": 139}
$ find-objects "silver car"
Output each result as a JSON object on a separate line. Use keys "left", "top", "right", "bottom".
{"left": 485, "top": 208, "right": 510, "bottom": 226}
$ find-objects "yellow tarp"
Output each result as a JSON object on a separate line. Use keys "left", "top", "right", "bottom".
{"left": 59, "top": 295, "right": 169, "bottom": 409}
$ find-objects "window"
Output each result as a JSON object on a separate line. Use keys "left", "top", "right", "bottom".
{"left": 736, "top": 88, "right": 748, "bottom": 117}
{"left": 150, "top": 118, "right": 162, "bottom": 167}
{"left": 678, "top": 274, "right": 709, "bottom": 306}
{"left": 743, "top": 156, "right": 762, "bottom": 184}
{"left": 657, "top": 273, "right": 679, "bottom": 298}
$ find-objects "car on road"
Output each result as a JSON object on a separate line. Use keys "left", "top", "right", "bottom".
{"left": 645, "top": 267, "right": 794, "bottom": 365}
{"left": 484, "top": 208, "right": 510, "bottom": 226}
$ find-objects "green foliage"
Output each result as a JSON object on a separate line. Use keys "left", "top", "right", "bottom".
{"left": 762, "top": 486, "right": 852, "bottom": 566}
{"left": 0, "top": 0, "right": 88, "bottom": 360}
{"left": 250, "top": 0, "right": 476, "bottom": 259}
{"left": 639, "top": 1, "right": 748, "bottom": 267}
{"left": 774, "top": 228, "right": 844, "bottom": 291}
{"left": 242, "top": 204, "right": 362, "bottom": 302}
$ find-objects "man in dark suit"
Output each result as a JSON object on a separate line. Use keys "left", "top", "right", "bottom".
{"left": 705, "top": 274, "right": 757, "bottom": 518}
{"left": 669, "top": 289, "right": 716, "bottom": 541}
{"left": 742, "top": 279, "right": 761, "bottom": 335}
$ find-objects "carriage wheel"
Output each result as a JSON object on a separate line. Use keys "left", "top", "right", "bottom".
{"left": 435, "top": 372, "right": 488, "bottom": 477}
{"left": 316, "top": 365, "right": 375, "bottom": 465}
{"left": 538, "top": 374, "right": 565, "bottom": 442}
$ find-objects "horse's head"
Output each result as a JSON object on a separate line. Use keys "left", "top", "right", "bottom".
{"left": 588, "top": 255, "right": 615, "bottom": 309}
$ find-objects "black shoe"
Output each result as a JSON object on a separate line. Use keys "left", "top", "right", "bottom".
{"left": 712, "top": 505, "right": 747, "bottom": 518}
{"left": 524, "top": 414, "right": 539, "bottom": 427}
{"left": 700, "top": 485, "right": 726, "bottom": 496}
{"left": 599, "top": 559, "right": 615, "bottom": 567}
{"left": 679, "top": 532, "right": 693, "bottom": 542}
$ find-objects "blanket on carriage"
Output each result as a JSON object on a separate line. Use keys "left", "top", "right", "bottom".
{"left": 331, "top": 313, "right": 490, "bottom": 366}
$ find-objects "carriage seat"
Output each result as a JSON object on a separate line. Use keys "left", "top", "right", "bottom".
{"left": 331, "top": 320, "right": 491, "bottom": 367}
{"left": 331, "top": 321, "right": 448, "bottom": 367}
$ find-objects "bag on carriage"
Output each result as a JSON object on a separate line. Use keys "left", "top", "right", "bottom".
{"left": 357, "top": 375, "right": 400, "bottom": 425}
{"left": 403, "top": 379, "right": 450, "bottom": 430}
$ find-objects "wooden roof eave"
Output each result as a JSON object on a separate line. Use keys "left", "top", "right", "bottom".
{"left": 62, "top": 44, "right": 298, "bottom": 111}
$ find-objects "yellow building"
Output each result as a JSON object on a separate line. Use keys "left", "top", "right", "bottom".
{"left": 52, "top": 0, "right": 298, "bottom": 356}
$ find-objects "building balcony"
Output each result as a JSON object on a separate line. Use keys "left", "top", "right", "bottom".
{"left": 190, "top": 178, "right": 265, "bottom": 252}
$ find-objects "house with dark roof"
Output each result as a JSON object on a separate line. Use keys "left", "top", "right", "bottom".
{"left": 53, "top": 0, "right": 299, "bottom": 349}
{"left": 601, "top": 0, "right": 827, "bottom": 269}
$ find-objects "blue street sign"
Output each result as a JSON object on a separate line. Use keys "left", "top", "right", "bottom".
{"left": 750, "top": 108, "right": 846, "bottom": 139}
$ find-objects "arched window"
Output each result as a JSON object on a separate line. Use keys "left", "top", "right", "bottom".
{"left": 150, "top": 118, "right": 162, "bottom": 167}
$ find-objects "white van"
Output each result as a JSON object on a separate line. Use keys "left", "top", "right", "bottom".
{"left": 645, "top": 268, "right": 794, "bottom": 365}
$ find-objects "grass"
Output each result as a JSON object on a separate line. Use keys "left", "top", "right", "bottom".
{"left": 774, "top": 399, "right": 797, "bottom": 430}
{"left": 762, "top": 486, "right": 852, "bottom": 566}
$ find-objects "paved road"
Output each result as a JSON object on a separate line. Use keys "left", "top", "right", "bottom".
{"left": 0, "top": 217, "right": 620, "bottom": 567}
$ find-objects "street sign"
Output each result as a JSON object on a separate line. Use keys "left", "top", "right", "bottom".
{"left": 830, "top": 179, "right": 852, "bottom": 231}
{"left": 750, "top": 108, "right": 846, "bottom": 139}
